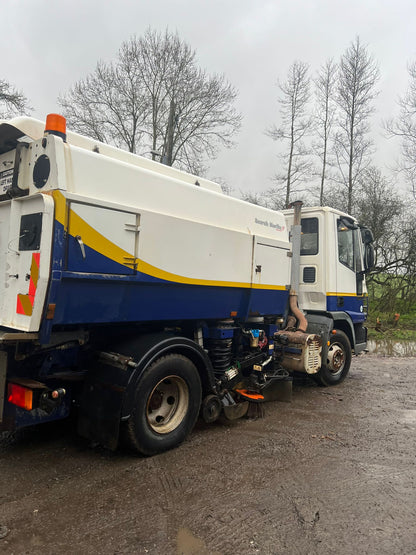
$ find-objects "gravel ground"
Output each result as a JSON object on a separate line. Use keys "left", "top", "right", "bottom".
{"left": 0, "top": 353, "right": 415, "bottom": 554}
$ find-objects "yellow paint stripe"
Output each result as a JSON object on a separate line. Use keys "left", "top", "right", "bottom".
{"left": 53, "top": 191, "right": 286, "bottom": 291}
{"left": 137, "top": 258, "right": 286, "bottom": 290}
{"left": 68, "top": 206, "right": 132, "bottom": 269}
{"left": 52, "top": 190, "right": 67, "bottom": 229}
{"left": 30, "top": 255, "right": 39, "bottom": 289}
{"left": 17, "top": 294, "right": 33, "bottom": 316}
{"left": 327, "top": 292, "right": 367, "bottom": 297}
{"left": 253, "top": 283, "right": 287, "bottom": 291}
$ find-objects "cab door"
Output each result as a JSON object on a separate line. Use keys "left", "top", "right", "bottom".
{"left": 65, "top": 202, "right": 139, "bottom": 275}
{"left": 335, "top": 217, "right": 365, "bottom": 322}
{"left": 1, "top": 194, "right": 54, "bottom": 332}
{"left": 251, "top": 236, "right": 291, "bottom": 289}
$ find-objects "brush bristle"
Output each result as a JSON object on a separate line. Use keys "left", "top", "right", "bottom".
{"left": 246, "top": 402, "right": 265, "bottom": 419}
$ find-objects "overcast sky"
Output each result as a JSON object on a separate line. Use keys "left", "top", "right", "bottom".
{"left": 2, "top": 0, "right": 415, "bottom": 196}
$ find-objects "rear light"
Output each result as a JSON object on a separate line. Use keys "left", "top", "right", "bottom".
{"left": 7, "top": 383, "right": 33, "bottom": 410}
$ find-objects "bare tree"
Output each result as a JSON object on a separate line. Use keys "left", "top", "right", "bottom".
{"left": 354, "top": 167, "right": 416, "bottom": 311}
{"left": 241, "top": 186, "right": 297, "bottom": 212}
{"left": 59, "top": 59, "right": 148, "bottom": 152}
{"left": 355, "top": 167, "right": 403, "bottom": 257}
{"left": 385, "top": 61, "right": 416, "bottom": 199}
{"left": 0, "top": 79, "right": 31, "bottom": 118}
{"left": 239, "top": 190, "right": 266, "bottom": 206}
{"left": 267, "top": 61, "right": 313, "bottom": 207}
{"left": 59, "top": 29, "right": 241, "bottom": 172}
{"left": 314, "top": 59, "right": 337, "bottom": 205}
{"left": 334, "top": 37, "right": 379, "bottom": 214}
{"left": 209, "top": 176, "right": 233, "bottom": 196}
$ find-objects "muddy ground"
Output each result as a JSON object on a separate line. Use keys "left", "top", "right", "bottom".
{"left": 0, "top": 354, "right": 415, "bottom": 555}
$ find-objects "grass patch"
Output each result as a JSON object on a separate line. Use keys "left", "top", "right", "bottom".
{"left": 367, "top": 328, "right": 416, "bottom": 341}
{"left": 367, "top": 311, "right": 416, "bottom": 340}
{"left": 366, "top": 276, "right": 416, "bottom": 340}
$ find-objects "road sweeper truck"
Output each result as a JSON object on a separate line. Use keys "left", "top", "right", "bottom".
{"left": 0, "top": 114, "right": 374, "bottom": 454}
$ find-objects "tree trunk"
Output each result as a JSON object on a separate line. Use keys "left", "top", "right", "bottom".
{"left": 164, "top": 98, "right": 175, "bottom": 166}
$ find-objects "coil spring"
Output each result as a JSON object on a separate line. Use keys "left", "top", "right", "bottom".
{"left": 206, "top": 338, "right": 233, "bottom": 372}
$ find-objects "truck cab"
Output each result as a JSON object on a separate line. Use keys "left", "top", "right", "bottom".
{"left": 284, "top": 206, "right": 374, "bottom": 384}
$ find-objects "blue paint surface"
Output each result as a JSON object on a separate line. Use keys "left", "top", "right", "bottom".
{"left": 52, "top": 277, "right": 289, "bottom": 324}
{"left": 327, "top": 295, "right": 366, "bottom": 323}
{"left": 67, "top": 235, "right": 136, "bottom": 275}
{"left": 46, "top": 222, "right": 290, "bottom": 325}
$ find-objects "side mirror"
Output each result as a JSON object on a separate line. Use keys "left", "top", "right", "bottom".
{"left": 364, "top": 243, "right": 375, "bottom": 273}
{"left": 360, "top": 227, "right": 375, "bottom": 273}
{"left": 360, "top": 227, "right": 374, "bottom": 245}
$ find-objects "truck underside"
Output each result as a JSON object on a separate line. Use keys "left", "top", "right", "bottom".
{"left": 1, "top": 305, "right": 360, "bottom": 455}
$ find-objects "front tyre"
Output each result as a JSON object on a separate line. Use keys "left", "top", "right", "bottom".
{"left": 124, "top": 354, "right": 202, "bottom": 455}
{"left": 315, "top": 330, "right": 352, "bottom": 386}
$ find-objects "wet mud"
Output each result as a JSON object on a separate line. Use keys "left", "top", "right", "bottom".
{"left": 1, "top": 353, "right": 415, "bottom": 554}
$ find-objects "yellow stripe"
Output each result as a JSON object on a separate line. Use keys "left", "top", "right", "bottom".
{"left": 137, "top": 258, "right": 286, "bottom": 290}
{"left": 18, "top": 294, "right": 33, "bottom": 316}
{"left": 54, "top": 191, "right": 286, "bottom": 291}
{"left": 52, "top": 190, "right": 67, "bottom": 229}
{"left": 68, "top": 207, "right": 132, "bottom": 269}
{"left": 30, "top": 255, "right": 39, "bottom": 289}
{"left": 253, "top": 283, "right": 286, "bottom": 291}
{"left": 327, "top": 292, "right": 367, "bottom": 297}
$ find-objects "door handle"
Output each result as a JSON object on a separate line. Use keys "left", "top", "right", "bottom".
{"left": 75, "top": 235, "right": 86, "bottom": 259}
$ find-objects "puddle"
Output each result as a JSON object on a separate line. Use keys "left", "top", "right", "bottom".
{"left": 401, "top": 409, "right": 416, "bottom": 426}
{"left": 176, "top": 528, "right": 213, "bottom": 555}
{"left": 367, "top": 340, "right": 416, "bottom": 357}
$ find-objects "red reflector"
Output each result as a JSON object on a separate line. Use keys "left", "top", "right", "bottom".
{"left": 7, "top": 383, "right": 33, "bottom": 410}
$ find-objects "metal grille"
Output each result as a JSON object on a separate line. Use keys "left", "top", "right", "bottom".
{"left": 305, "top": 339, "right": 322, "bottom": 373}
{"left": 303, "top": 266, "right": 316, "bottom": 283}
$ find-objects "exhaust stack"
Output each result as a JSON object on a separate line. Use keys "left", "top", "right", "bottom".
{"left": 274, "top": 200, "right": 323, "bottom": 374}
{"left": 288, "top": 200, "right": 307, "bottom": 332}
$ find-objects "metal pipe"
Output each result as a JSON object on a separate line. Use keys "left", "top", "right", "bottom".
{"left": 289, "top": 293, "right": 308, "bottom": 333}
{"left": 288, "top": 200, "right": 307, "bottom": 333}
{"left": 289, "top": 200, "right": 303, "bottom": 296}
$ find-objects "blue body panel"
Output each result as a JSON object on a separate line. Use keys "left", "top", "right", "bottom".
{"left": 327, "top": 295, "right": 366, "bottom": 323}
{"left": 3, "top": 396, "right": 71, "bottom": 430}
{"left": 45, "top": 221, "right": 290, "bottom": 327}
{"left": 51, "top": 275, "right": 289, "bottom": 324}
{"left": 67, "top": 235, "right": 136, "bottom": 275}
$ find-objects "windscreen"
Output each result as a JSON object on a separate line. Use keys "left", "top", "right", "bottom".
{"left": 337, "top": 218, "right": 362, "bottom": 273}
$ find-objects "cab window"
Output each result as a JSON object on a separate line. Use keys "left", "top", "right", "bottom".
{"left": 301, "top": 218, "right": 318, "bottom": 255}
{"left": 337, "top": 218, "right": 362, "bottom": 272}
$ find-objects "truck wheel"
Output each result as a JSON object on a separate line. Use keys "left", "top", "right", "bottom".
{"left": 315, "top": 330, "right": 351, "bottom": 386}
{"left": 124, "top": 354, "right": 202, "bottom": 455}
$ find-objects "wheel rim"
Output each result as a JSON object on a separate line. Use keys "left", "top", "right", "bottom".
{"left": 146, "top": 375, "right": 189, "bottom": 434}
{"left": 327, "top": 342, "right": 345, "bottom": 377}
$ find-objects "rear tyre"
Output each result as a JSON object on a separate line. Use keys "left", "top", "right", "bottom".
{"left": 315, "top": 330, "right": 352, "bottom": 386}
{"left": 124, "top": 354, "right": 202, "bottom": 455}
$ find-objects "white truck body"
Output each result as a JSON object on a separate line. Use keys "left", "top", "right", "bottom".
{"left": 0, "top": 116, "right": 373, "bottom": 454}
{"left": 0, "top": 117, "right": 291, "bottom": 333}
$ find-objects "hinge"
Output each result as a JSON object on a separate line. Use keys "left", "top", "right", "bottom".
{"left": 124, "top": 223, "right": 141, "bottom": 233}
{"left": 123, "top": 256, "right": 137, "bottom": 269}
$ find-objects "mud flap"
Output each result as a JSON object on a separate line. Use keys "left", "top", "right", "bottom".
{"left": 262, "top": 378, "right": 293, "bottom": 403}
{"left": 77, "top": 353, "right": 132, "bottom": 450}
{"left": 0, "top": 351, "right": 7, "bottom": 423}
